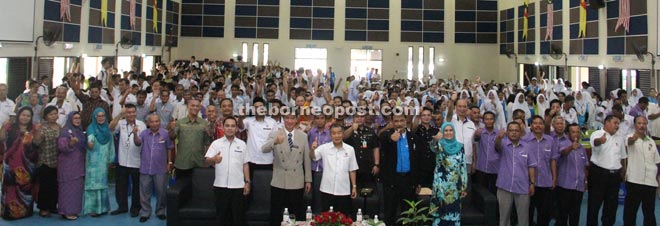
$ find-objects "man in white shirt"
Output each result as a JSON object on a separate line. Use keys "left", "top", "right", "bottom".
{"left": 311, "top": 124, "right": 358, "bottom": 215}
{"left": 244, "top": 97, "right": 278, "bottom": 171}
{"left": 189, "top": 56, "right": 200, "bottom": 69}
{"left": 230, "top": 85, "right": 246, "bottom": 116}
{"left": 109, "top": 104, "right": 147, "bottom": 217}
{"left": 47, "top": 86, "right": 75, "bottom": 127}
{"left": 172, "top": 91, "right": 197, "bottom": 120}
{"left": 204, "top": 116, "right": 250, "bottom": 226}
{"left": 0, "top": 84, "right": 16, "bottom": 126}
{"left": 611, "top": 104, "right": 634, "bottom": 138}
{"left": 97, "top": 58, "right": 112, "bottom": 88}
{"left": 38, "top": 76, "right": 50, "bottom": 97}
{"left": 110, "top": 78, "right": 137, "bottom": 118}
{"left": 623, "top": 116, "right": 660, "bottom": 226}
{"left": 447, "top": 99, "right": 477, "bottom": 175}
{"left": 561, "top": 96, "right": 578, "bottom": 125}
{"left": 587, "top": 115, "right": 627, "bottom": 226}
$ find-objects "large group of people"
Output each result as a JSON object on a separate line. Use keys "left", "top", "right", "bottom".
{"left": 0, "top": 56, "right": 659, "bottom": 226}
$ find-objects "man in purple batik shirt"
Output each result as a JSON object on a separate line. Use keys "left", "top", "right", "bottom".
{"left": 628, "top": 97, "right": 649, "bottom": 119}
{"left": 525, "top": 116, "right": 559, "bottom": 226}
{"left": 556, "top": 123, "right": 589, "bottom": 226}
{"left": 495, "top": 121, "right": 537, "bottom": 226}
{"left": 134, "top": 114, "right": 174, "bottom": 222}
{"left": 308, "top": 114, "right": 331, "bottom": 213}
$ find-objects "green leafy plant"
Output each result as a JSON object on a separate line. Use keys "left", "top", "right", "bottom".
{"left": 396, "top": 199, "right": 437, "bottom": 226}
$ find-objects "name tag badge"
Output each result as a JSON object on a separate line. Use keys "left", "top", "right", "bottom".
{"left": 544, "top": 149, "right": 551, "bottom": 152}
{"left": 521, "top": 153, "right": 528, "bottom": 158}
{"left": 264, "top": 127, "right": 272, "bottom": 130}
{"left": 291, "top": 145, "right": 299, "bottom": 149}
{"left": 158, "top": 139, "right": 165, "bottom": 143}
{"left": 234, "top": 149, "right": 243, "bottom": 153}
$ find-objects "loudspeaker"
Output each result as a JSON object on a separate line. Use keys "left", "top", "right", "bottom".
{"left": 589, "top": 0, "right": 606, "bottom": 9}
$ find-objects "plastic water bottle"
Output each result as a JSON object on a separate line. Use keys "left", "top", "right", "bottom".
{"left": 306, "top": 206, "right": 313, "bottom": 222}
{"left": 282, "top": 208, "right": 290, "bottom": 225}
{"left": 329, "top": 206, "right": 334, "bottom": 212}
{"left": 356, "top": 209, "right": 363, "bottom": 222}
{"left": 373, "top": 215, "right": 379, "bottom": 223}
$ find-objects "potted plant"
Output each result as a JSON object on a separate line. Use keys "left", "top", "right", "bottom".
{"left": 396, "top": 199, "right": 437, "bottom": 226}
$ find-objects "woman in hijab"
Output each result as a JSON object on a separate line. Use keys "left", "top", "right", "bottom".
{"left": 82, "top": 108, "right": 115, "bottom": 217}
{"left": 509, "top": 93, "right": 531, "bottom": 122}
{"left": 536, "top": 94, "right": 550, "bottom": 119}
{"left": 34, "top": 106, "right": 60, "bottom": 217}
{"left": 628, "top": 88, "right": 644, "bottom": 107}
{"left": 574, "top": 91, "right": 594, "bottom": 129}
{"left": 1, "top": 107, "right": 38, "bottom": 220}
{"left": 480, "top": 90, "right": 507, "bottom": 130}
{"left": 430, "top": 122, "right": 468, "bottom": 226}
{"left": 56, "top": 112, "right": 87, "bottom": 220}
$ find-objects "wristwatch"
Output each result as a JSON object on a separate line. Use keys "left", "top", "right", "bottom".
{"left": 244, "top": 179, "right": 251, "bottom": 184}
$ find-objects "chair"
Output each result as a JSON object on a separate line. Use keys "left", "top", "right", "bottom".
{"left": 166, "top": 167, "right": 216, "bottom": 226}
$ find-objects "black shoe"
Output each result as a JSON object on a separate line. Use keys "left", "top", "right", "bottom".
{"left": 157, "top": 215, "right": 166, "bottom": 220}
{"left": 139, "top": 217, "right": 149, "bottom": 223}
{"left": 110, "top": 209, "right": 127, "bottom": 215}
{"left": 130, "top": 210, "right": 139, "bottom": 218}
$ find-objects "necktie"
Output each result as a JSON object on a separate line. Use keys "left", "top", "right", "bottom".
{"left": 288, "top": 132, "right": 294, "bottom": 151}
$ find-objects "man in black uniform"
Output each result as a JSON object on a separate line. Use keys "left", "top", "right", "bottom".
{"left": 412, "top": 107, "right": 439, "bottom": 189}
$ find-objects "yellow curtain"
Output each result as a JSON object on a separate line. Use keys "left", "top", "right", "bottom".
{"left": 153, "top": 0, "right": 159, "bottom": 33}
{"left": 579, "top": 0, "right": 587, "bottom": 38}
{"left": 522, "top": 0, "right": 529, "bottom": 40}
{"left": 101, "top": 0, "right": 108, "bottom": 27}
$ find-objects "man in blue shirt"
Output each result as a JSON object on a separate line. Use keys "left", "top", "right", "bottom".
{"left": 379, "top": 113, "right": 418, "bottom": 225}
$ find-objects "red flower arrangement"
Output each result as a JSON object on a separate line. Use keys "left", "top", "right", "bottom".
{"left": 311, "top": 211, "right": 353, "bottom": 226}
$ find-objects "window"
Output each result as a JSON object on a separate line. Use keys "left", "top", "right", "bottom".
{"left": 350, "top": 49, "right": 383, "bottom": 80}
{"left": 143, "top": 56, "right": 155, "bottom": 76}
{"left": 622, "top": 69, "right": 637, "bottom": 90}
{"left": 263, "top": 43, "right": 269, "bottom": 66}
{"left": 52, "top": 57, "right": 66, "bottom": 87}
{"left": 571, "top": 67, "right": 590, "bottom": 91}
{"left": 294, "top": 48, "right": 327, "bottom": 75}
{"left": 242, "top": 42, "right": 248, "bottom": 62}
{"left": 407, "top": 47, "right": 414, "bottom": 80}
{"left": 428, "top": 47, "right": 435, "bottom": 76}
{"left": 83, "top": 56, "right": 103, "bottom": 78}
{"left": 418, "top": 47, "right": 424, "bottom": 81}
{"left": 0, "top": 58, "right": 7, "bottom": 84}
{"left": 252, "top": 43, "right": 259, "bottom": 66}
{"left": 117, "top": 56, "right": 133, "bottom": 74}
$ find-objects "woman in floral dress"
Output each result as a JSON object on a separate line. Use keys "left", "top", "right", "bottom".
{"left": 430, "top": 122, "right": 468, "bottom": 226}
{"left": 0, "top": 107, "right": 38, "bottom": 220}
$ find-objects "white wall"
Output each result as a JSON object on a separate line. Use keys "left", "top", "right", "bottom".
{"left": 175, "top": 0, "right": 502, "bottom": 83}
{"left": 497, "top": 0, "right": 659, "bottom": 84}
{"left": 0, "top": 0, "right": 180, "bottom": 77}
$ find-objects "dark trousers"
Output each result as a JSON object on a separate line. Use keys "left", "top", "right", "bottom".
{"left": 529, "top": 186, "right": 553, "bottom": 226}
{"left": 623, "top": 182, "right": 657, "bottom": 226}
{"left": 383, "top": 174, "right": 416, "bottom": 226}
{"left": 115, "top": 165, "right": 140, "bottom": 212}
{"left": 37, "top": 165, "right": 57, "bottom": 212}
{"left": 311, "top": 171, "right": 323, "bottom": 214}
{"left": 248, "top": 163, "right": 272, "bottom": 181}
{"left": 556, "top": 187, "right": 584, "bottom": 226}
{"left": 587, "top": 164, "right": 622, "bottom": 226}
{"left": 321, "top": 192, "right": 352, "bottom": 216}
{"left": 475, "top": 171, "right": 497, "bottom": 194}
{"left": 174, "top": 168, "right": 193, "bottom": 181}
{"left": 270, "top": 187, "right": 304, "bottom": 226}
{"left": 214, "top": 187, "right": 245, "bottom": 226}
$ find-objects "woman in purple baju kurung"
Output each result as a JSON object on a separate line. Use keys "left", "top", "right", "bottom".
{"left": 56, "top": 112, "right": 86, "bottom": 220}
